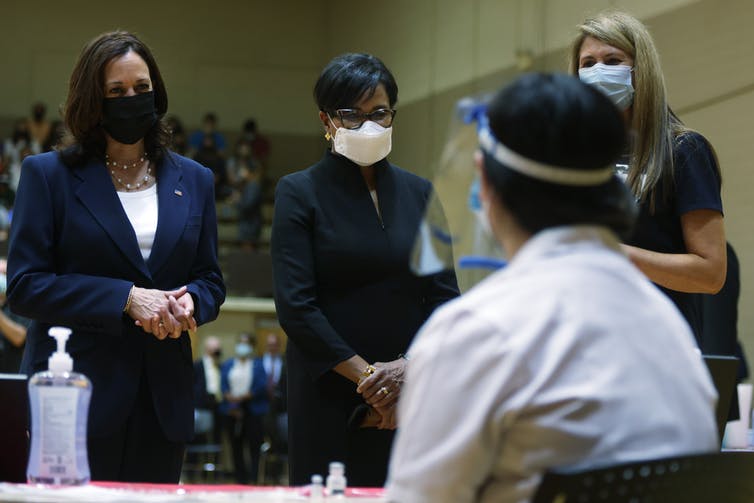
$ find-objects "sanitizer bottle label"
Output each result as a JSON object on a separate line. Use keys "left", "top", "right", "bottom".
{"left": 36, "top": 386, "right": 80, "bottom": 479}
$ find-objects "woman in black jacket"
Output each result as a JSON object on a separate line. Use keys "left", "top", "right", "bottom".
{"left": 271, "top": 53, "right": 458, "bottom": 487}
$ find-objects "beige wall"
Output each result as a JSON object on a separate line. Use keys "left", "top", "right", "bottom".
{"left": 0, "top": 0, "right": 328, "bottom": 178}
{"left": 326, "top": 0, "right": 699, "bottom": 105}
{"left": 2, "top": 0, "right": 753, "bottom": 365}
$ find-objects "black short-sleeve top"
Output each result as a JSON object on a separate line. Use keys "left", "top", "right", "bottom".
{"left": 627, "top": 131, "right": 723, "bottom": 344}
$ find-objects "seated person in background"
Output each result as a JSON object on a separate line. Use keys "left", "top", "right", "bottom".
{"left": 188, "top": 112, "right": 227, "bottom": 156}
{"left": 236, "top": 161, "right": 263, "bottom": 251}
{"left": 226, "top": 138, "right": 258, "bottom": 188}
{"left": 239, "top": 118, "right": 271, "bottom": 180}
{"left": 193, "top": 135, "right": 231, "bottom": 201}
{"left": 386, "top": 73, "right": 719, "bottom": 503}
{"left": 3, "top": 119, "right": 41, "bottom": 192}
{"left": 26, "top": 102, "right": 52, "bottom": 148}
{"left": 165, "top": 115, "right": 188, "bottom": 156}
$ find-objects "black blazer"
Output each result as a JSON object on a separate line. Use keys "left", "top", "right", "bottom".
{"left": 7, "top": 151, "right": 225, "bottom": 443}
{"left": 273, "top": 151, "right": 458, "bottom": 376}
{"left": 193, "top": 358, "right": 220, "bottom": 410}
{"left": 271, "top": 150, "right": 458, "bottom": 485}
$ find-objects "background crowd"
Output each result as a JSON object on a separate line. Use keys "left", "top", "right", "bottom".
{"left": 0, "top": 104, "right": 271, "bottom": 254}
{"left": 190, "top": 331, "right": 287, "bottom": 484}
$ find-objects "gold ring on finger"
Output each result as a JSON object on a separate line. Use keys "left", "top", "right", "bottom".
{"left": 379, "top": 386, "right": 390, "bottom": 396}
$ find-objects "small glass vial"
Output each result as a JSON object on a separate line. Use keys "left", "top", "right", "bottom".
{"left": 310, "top": 474, "right": 324, "bottom": 500}
{"left": 326, "top": 461, "right": 346, "bottom": 497}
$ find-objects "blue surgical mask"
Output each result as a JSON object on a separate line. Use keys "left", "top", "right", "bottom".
{"left": 578, "top": 63, "right": 634, "bottom": 110}
{"left": 235, "top": 342, "right": 252, "bottom": 358}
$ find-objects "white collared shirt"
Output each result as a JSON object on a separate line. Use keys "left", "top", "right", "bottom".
{"left": 228, "top": 358, "right": 253, "bottom": 398}
{"left": 386, "top": 226, "right": 718, "bottom": 503}
{"left": 202, "top": 355, "right": 221, "bottom": 400}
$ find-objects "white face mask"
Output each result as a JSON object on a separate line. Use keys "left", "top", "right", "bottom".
{"left": 578, "top": 63, "right": 634, "bottom": 110}
{"left": 331, "top": 119, "right": 392, "bottom": 167}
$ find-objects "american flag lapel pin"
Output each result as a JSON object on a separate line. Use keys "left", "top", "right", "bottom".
{"left": 174, "top": 189, "right": 183, "bottom": 196}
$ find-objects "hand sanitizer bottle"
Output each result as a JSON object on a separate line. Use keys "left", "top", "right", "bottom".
{"left": 27, "top": 327, "right": 92, "bottom": 485}
{"left": 326, "top": 461, "right": 346, "bottom": 497}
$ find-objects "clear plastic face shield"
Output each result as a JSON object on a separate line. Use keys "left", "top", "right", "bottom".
{"left": 410, "top": 94, "right": 506, "bottom": 292}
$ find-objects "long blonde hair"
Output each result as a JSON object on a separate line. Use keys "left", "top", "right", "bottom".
{"left": 569, "top": 11, "right": 692, "bottom": 205}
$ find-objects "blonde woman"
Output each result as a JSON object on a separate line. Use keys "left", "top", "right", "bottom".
{"left": 570, "top": 11, "right": 726, "bottom": 345}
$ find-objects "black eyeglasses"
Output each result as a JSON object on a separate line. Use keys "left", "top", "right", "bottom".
{"left": 329, "top": 108, "right": 396, "bottom": 130}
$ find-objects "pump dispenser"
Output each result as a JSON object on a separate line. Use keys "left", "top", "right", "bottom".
{"left": 48, "top": 327, "right": 74, "bottom": 373}
{"left": 27, "top": 326, "right": 92, "bottom": 485}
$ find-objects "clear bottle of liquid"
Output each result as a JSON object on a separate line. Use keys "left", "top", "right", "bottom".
{"left": 326, "top": 461, "right": 346, "bottom": 497}
{"left": 27, "top": 327, "right": 92, "bottom": 485}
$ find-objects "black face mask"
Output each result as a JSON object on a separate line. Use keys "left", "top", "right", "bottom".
{"left": 102, "top": 92, "right": 158, "bottom": 145}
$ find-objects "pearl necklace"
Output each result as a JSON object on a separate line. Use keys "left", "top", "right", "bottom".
{"left": 111, "top": 164, "right": 153, "bottom": 191}
{"left": 105, "top": 153, "right": 147, "bottom": 171}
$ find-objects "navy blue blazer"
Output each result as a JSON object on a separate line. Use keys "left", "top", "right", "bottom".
{"left": 7, "top": 150, "right": 225, "bottom": 443}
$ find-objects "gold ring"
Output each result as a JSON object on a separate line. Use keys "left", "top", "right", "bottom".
{"left": 379, "top": 386, "right": 390, "bottom": 396}
{"left": 358, "top": 364, "right": 377, "bottom": 384}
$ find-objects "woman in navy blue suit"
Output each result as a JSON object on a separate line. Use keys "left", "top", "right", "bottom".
{"left": 7, "top": 31, "right": 225, "bottom": 483}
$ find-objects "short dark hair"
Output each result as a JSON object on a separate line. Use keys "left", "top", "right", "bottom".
{"left": 243, "top": 118, "right": 257, "bottom": 133}
{"left": 483, "top": 72, "right": 636, "bottom": 237}
{"left": 314, "top": 53, "right": 398, "bottom": 113}
{"left": 61, "top": 30, "right": 170, "bottom": 167}
{"left": 239, "top": 332, "right": 256, "bottom": 345}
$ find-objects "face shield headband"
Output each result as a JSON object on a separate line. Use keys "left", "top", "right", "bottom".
{"left": 477, "top": 125, "right": 614, "bottom": 187}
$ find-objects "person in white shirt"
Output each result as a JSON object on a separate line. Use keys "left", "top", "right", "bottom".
{"left": 220, "top": 332, "right": 268, "bottom": 484}
{"left": 192, "top": 335, "right": 223, "bottom": 444}
{"left": 386, "top": 73, "right": 719, "bottom": 503}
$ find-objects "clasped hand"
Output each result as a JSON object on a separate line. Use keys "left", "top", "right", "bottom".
{"left": 356, "top": 358, "right": 407, "bottom": 430}
{"left": 126, "top": 285, "right": 197, "bottom": 339}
